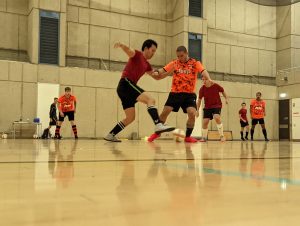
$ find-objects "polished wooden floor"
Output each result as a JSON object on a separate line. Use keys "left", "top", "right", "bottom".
{"left": 0, "top": 139, "right": 300, "bottom": 226}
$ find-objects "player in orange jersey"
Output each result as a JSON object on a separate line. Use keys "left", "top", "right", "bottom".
{"left": 250, "top": 92, "right": 269, "bottom": 141}
{"left": 147, "top": 46, "right": 211, "bottom": 143}
{"left": 55, "top": 87, "right": 78, "bottom": 139}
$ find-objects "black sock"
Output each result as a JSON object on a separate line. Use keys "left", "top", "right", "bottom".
{"left": 147, "top": 106, "right": 161, "bottom": 125}
{"left": 55, "top": 125, "right": 61, "bottom": 135}
{"left": 240, "top": 131, "right": 244, "bottom": 139}
{"left": 251, "top": 129, "right": 254, "bottom": 139}
{"left": 245, "top": 132, "right": 248, "bottom": 138}
{"left": 109, "top": 121, "right": 125, "bottom": 136}
{"left": 186, "top": 127, "right": 194, "bottom": 137}
{"left": 262, "top": 129, "right": 268, "bottom": 139}
{"left": 72, "top": 125, "right": 78, "bottom": 136}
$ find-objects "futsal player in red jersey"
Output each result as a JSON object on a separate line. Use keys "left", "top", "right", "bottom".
{"left": 55, "top": 87, "right": 78, "bottom": 139}
{"left": 239, "top": 102, "right": 249, "bottom": 141}
{"left": 104, "top": 39, "right": 175, "bottom": 142}
{"left": 197, "top": 78, "right": 228, "bottom": 142}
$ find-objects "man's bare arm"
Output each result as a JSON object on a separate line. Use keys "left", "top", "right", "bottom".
{"left": 114, "top": 42, "right": 135, "bottom": 58}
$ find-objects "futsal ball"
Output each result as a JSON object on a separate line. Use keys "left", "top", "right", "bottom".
{"left": 2, "top": 134, "right": 7, "bottom": 139}
{"left": 173, "top": 129, "right": 185, "bottom": 142}
{"left": 33, "top": 134, "right": 38, "bottom": 139}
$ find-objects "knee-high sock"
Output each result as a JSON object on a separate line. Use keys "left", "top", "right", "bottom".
{"left": 186, "top": 127, "right": 194, "bottom": 137}
{"left": 262, "top": 129, "right": 268, "bottom": 139}
{"left": 109, "top": 121, "right": 126, "bottom": 136}
{"left": 147, "top": 106, "right": 160, "bottom": 125}
{"left": 251, "top": 129, "right": 255, "bottom": 139}
{"left": 240, "top": 131, "right": 244, "bottom": 139}
{"left": 55, "top": 125, "right": 61, "bottom": 135}
{"left": 202, "top": 128, "right": 208, "bottom": 139}
{"left": 72, "top": 125, "right": 78, "bottom": 136}
{"left": 217, "top": 123, "right": 224, "bottom": 137}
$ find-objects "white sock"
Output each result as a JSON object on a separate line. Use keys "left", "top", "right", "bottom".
{"left": 217, "top": 123, "right": 224, "bottom": 137}
{"left": 202, "top": 128, "right": 208, "bottom": 139}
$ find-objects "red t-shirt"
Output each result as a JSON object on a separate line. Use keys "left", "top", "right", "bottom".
{"left": 239, "top": 109, "right": 248, "bottom": 122}
{"left": 199, "top": 83, "right": 224, "bottom": 109}
{"left": 122, "top": 50, "right": 152, "bottom": 84}
{"left": 58, "top": 95, "right": 77, "bottom": 112}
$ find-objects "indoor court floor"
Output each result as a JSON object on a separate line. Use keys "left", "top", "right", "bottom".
{"left": 1, "top": 139, "right": 300, "bottom": 226}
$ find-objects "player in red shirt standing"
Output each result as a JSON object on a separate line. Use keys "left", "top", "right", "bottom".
{"left": 250, "top": 92, "right": 269, "bottom": 141}
{"left": 55, "top": 87, "right": 78, "bottom": 139}
{"left": 197, "top": 78, "right": 228, "bottom": 142}
{"left": 239, "top": 102, "right": 249, "bottom": 141}
{"left": 104, "top": 39, "right": 174, "bottom": 142}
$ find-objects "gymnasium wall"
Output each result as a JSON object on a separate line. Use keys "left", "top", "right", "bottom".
{"left": 0, "top": 60, "right": 278, "bottom": 140}
{"left": 64, "top": 0, "right": 278, "bottom": 81}
{"left": 64, "top": 0, "right": 195, "bottom": 69}
{"left": 276, "top": 2, "right": 300, "bottom": 102}
{"left": 0, "top": 0, "right": 29, "bottom": 61}
{"left": 204, "top": 0, "right": 276, "bottom": 80}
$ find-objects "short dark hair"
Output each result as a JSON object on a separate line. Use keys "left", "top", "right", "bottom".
{"left": 176, "top": 46, "right": 187, "bottom": 53}
{"left": 142, "top": 39, "right": 157, "bottom": 51}
{"left": 241, "top": 102, "right": 246, "bottom": 105}
{"left": 54, "top": 97, "right": 58, "bottom": 100}
{"left": 65, "top": 87, "right": 71, "bottom": 92}
{"left": 256, "top": 92, "right": 262, "bottom": 95}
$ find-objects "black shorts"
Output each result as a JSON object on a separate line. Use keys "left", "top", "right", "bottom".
{"left": 203, "top": 108, "right": 221, "bottom": 120}
{"left": 117, "top": 78, "right": 144, "bottom": 110}
{"left": 165, "top": 92, "right": 197, "bottom": 113}
{"left": 252, "top": 118, "right": 265, "bottom": 125}
{"left": 240, "top": 120, "right": 249, "bottom": 127}
{"left": 49, "top": 118, "right": 57, "bottom": 126}
{"left": 59, "top": 111, "right": 75, "bottom": 122}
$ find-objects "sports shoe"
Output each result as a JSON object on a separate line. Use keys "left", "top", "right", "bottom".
{"left": 220, "top": 136, "right": 226, "bottom": 142}
{"left": 198, "top": 138, "right": 207, "bottom": 142}
{"left": 54, "top": 134, "right": 62, "bottom": 140}
{"left": 75, "top": 135, "right": 78, "bottom": 140}
{"left": 241, "top": 137, "right": 245, "bottom": 141}
{"left": 155, "top": 123, "right": 175, "bottom": 133}
{"left": 184, "top": 137, "right": 198, "bottom": 143}
{"left": 147, "top": 133, "right": 161, "bottom": 142}
{"left": 104, "top": 133, "right": 121, "bottom": 142}
{"left": 245, "top": 137, "right": 248, "bottom": 140}
{"left": 265, "top": 138, "right": 270, "bottom": 142}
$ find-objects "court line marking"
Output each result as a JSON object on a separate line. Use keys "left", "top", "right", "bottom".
{"left": 163, "top": 162, "right": 300, "bottom": 186}
{"left": 0, "top": 156, "right": 299, "bottom": 164}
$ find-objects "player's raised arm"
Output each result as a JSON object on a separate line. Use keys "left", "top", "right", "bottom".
{"left": 114, "top": 42, "right": 135, "bottom": 58}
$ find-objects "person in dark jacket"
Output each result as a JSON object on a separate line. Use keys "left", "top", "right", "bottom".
{"left": 42, "top": 98, "right": 58, "bottom": 139}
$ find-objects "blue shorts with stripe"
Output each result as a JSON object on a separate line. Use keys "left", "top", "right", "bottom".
{"left": 117, "top": 78, "right": 145, "bottom": 110}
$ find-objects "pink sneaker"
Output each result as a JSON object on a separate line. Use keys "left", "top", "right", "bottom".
{"left": 184, "top": 137, "right": 198, "bottom": 143}
{"left": 147, "top": 133, "right": 161, "bottom": 142}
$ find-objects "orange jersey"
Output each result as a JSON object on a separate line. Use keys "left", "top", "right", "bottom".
{"left": 250, "top": 99, "right": 265, "bottom": 119}
{"left": 58, "top": 95, "right": 77, "bottom": 112}
{"left": 164, "top": 58, "right": 205, "bottom": 93}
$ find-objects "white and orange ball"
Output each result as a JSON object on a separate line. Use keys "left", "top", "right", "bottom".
{"left": 2, "top": 134, "right": 7, "bottom": 139}
{"left": 173, "top": 129, "right": 185, "bottom": 142}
